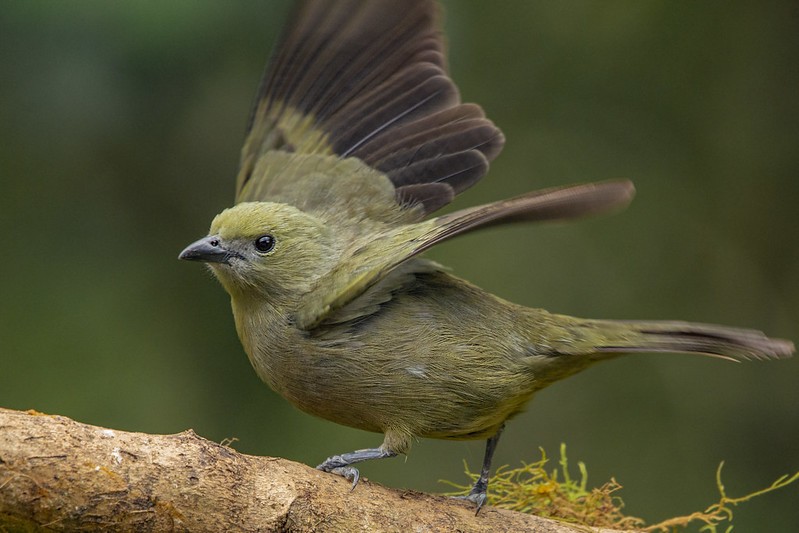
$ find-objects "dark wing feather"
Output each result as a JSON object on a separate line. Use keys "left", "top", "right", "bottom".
{"left": 296, "top": 180, "right": 636, "bottom": 329}
{"left": 236, "top": 0, "right": 504, "bottom": 216}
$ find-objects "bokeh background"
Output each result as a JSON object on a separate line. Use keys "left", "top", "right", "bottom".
{"left": 2, "top": 1, "right": 797, "bottom": 529}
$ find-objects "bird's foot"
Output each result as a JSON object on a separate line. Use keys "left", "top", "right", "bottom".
{"left": 453, "top": 483, "right": 488, "bottom": 514}
{"left": 316, "top": 448, "right": 397, "bottom": 490}
{"left": 317, "top": 456, "right": 361, "bottom": 490}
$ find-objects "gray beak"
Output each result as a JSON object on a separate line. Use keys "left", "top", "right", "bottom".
{"left": 179, "top": 236, "right": 237, "bottom": 264}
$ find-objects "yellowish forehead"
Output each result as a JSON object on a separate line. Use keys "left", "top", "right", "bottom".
{"left": 210, "top": 202, "right": 305, "bottom": 240}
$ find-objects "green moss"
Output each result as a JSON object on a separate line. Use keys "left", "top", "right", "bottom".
{"left": 442, "top": 444, "right": 799, "bottom": 532}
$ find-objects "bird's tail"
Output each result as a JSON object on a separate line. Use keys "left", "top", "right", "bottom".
{"left": 587, "top": 319, "right": 794, "bottom": 362}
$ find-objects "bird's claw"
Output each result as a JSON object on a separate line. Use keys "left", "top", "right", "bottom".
{"left": 316, "top": 456, "right": 361, "bottom": 490}
{"left": 331, "top": 466, "right": 360, "bottom": 490}
{"left": 453, "top": 491, "right": 487, "bottom": 515}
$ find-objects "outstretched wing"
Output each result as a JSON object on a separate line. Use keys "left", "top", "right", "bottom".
{"left": 237, "top": 1, "right": 636, "bottom": 330}
{"left": 296, "top": 180, "right": 635, "bottom": 329}
{"left": 236, "top": 0, "right": 504, "bottom": 218}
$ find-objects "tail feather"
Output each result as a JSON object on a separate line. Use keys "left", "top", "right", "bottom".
{"left": 592, "top": 320, "right": 794, "bottom": 362}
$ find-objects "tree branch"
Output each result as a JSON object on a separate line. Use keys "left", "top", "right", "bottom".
{"left": 0, "top": 407, "right": 630, "bottom": 532}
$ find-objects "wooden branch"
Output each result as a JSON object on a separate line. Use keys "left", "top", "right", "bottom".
{"left": 0, "top": 407, "right": 629, "bottom": 532}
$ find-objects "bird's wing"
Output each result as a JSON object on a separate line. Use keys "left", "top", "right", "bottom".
{"left": 296, "top": 180, "right": 634, "bottom": 329}
{"left": 236, "top": 0, "right": 503, "bottom": 220}
{"left": 236, "top": 1, "right": 636, "bottom": 330}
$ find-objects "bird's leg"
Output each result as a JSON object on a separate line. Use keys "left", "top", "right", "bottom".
{"left": 317, "top": 447, "right": 397, "bottom": 490}
{"left": 455, "top": 424, "right": 505, "bottom": 514}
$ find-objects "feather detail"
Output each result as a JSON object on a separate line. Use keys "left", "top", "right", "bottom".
{"left": 296, "top": 180, "right": 635, "bottom": 330}
{"left": 237, "top": 0, "right": 503, "bottom": 215}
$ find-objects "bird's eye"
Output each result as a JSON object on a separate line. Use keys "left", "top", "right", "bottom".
{"left": 254, "top": 234, "right": 276, "bottom": 253}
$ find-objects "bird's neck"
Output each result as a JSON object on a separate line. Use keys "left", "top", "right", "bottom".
{"left": 228, "top": 291, "right": 298, "bottom": 382}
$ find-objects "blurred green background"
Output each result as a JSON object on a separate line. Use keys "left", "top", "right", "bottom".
{"left": 2, "top": 1, "right": 797, "bottom": 529}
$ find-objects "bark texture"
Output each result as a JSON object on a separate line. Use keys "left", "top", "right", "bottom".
{"left": 0, "top": 407, "right": 628, "bottom": 532}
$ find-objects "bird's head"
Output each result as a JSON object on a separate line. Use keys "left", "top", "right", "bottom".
{"left": 179, "top": 202, "right": 335, "bottom": 300}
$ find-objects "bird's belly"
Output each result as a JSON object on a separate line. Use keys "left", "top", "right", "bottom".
{"left": 260, "top": 337, "right": 538, "bottom": 441}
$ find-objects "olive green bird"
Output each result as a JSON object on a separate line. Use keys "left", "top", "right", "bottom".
{"left": 180, "top": 0, "right": 794, "bottom": 511}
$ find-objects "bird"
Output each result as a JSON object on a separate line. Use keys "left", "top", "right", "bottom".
{"left": 179, "top": 0, "right": 794, "bottom": 512}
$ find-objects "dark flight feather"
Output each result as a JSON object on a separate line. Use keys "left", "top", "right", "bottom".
{"left": 238, "top": 0, "right": 504, "bottom": 215}
{"left": 296, "top": 180, "right": 636, "bottom": 330}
